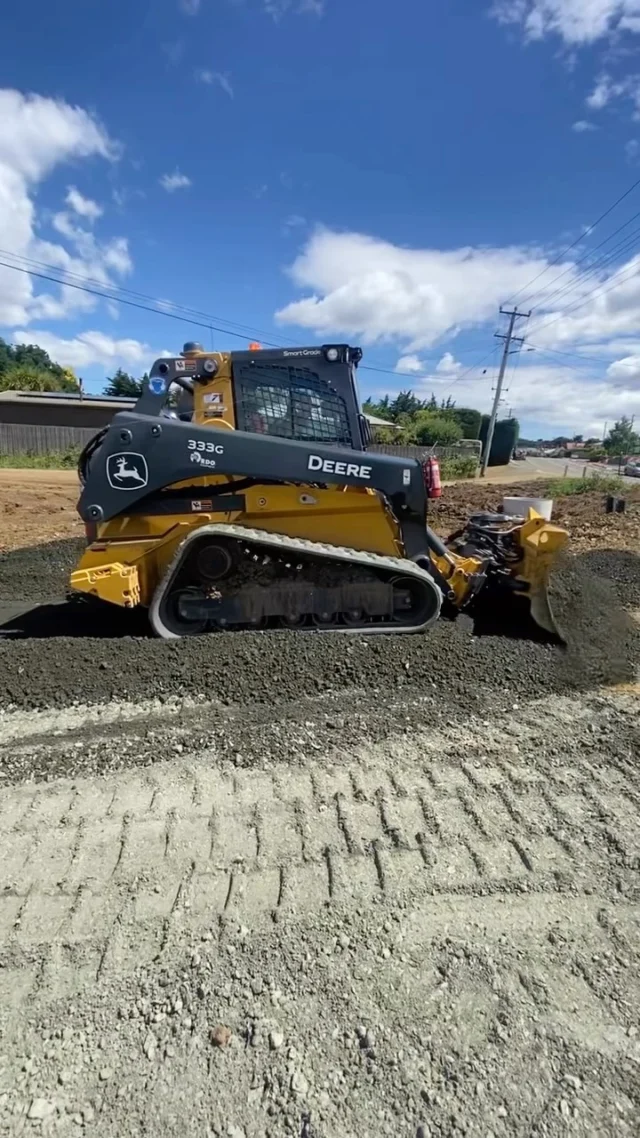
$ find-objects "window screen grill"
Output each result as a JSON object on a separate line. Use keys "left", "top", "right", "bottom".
{"left": 235, "top": 363, "right": 353, "bottom": 447}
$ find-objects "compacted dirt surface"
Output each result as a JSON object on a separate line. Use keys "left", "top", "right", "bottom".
{"left": 0, "top": 477, "right": 639, "bottom": 1138}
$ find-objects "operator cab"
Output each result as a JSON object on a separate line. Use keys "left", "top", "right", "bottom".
{"left": 142, "top": 343, "right": 372, "bottom": 450}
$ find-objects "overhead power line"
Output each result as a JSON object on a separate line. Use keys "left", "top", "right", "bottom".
{"left": 528, "top": 254, "right": 640, "bottom": 342}
{"left": 506, "top": 172, "right": 640, "bottom": 308}
{"left": 526, "top": 222, "right": 640, "bottom": 317}
{"left": 0, "top": 250, "right": 491, "bottom": 385}
{"left": 522, "top": 208, "right": 640, "bottom": 312}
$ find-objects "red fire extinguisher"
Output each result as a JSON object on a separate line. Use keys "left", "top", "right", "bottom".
{"left": 423, "top": 455, "right": 442, "bottom": 499}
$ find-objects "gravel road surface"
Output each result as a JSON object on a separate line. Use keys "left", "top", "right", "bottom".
{"left": 0, "top": 538, "right": 639, "bottom": 1137}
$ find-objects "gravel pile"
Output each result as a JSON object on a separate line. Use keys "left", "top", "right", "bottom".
{"left": 0, "top": 541, "right": 637, "bottom": 712}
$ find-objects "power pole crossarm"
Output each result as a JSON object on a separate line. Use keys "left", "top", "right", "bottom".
{"left": 480, "top": 306, "right": 530, "bottom": 477}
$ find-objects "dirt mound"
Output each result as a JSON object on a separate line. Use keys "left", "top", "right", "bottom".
{"left": 578, "top": 548, "right": 640, "bottom": 609}
{"left": 430, "top": 480, "right": 640, "bottom": 553}
{"left": 549, "top": 552, "right": 640, "bottom": 688}
{"left": 0, "top": 537, "right": 84, "bottom": 603}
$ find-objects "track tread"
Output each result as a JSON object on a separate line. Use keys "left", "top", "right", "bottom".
{"left": 2, "top": 731, "right": 639, "bottom": 1013}
{"left": 149, "top": 522, "right": 443, "bottom": 638}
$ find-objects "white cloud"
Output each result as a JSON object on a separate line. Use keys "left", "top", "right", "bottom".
{"left": 410, "top": 359, "right": 640, "bottom": 435}
{"left": 196, "top": 69, "right": 234, "bottom": 97}
{"left": 491, "top": 1, "right": 640, "bottom": 45}
{"left": 395, "top": 354, "right": 425, "bottom": 374}
{"left": 282, "top": 214, "right": 307, "bottom": 236}
{"left": 159, "top": 169, "right": 192, "bottom": 192}
{"left": 435, "top": 352, "right": 463, "bottom": 376}
{"left": 277, "top": 226, "right": 640, "bottom": 359}
{"left": 572, "top": 119, "right": 597, "bottom": 132}
{"left": 65, "top": 185, "right": 102, "bottom": 222}
{"left": 11, "top": 329, "right": 162, "bottom": 372}
{"left": 264, "top": 0, "right": 324, "bottom": 18}
{"left": 626, "top": 138, "right": 640, "bottom": 160}
{"left": 180, "top": 0, "right": 201, "bottom": 13}
{"left": 585, "top": 72, "right": 640, "bottom": 113}
{"left": 0, "top": 89, "right": 124, "bottom": 328}
{"left": 607, "top": 354, "right": 640, "bottom": 381}
{"left": 276, "top": 227, "right": 582, "bottom": 350}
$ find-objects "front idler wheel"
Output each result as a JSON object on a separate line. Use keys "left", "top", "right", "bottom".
{"left": 390, "top": 575, "right": 440, "bottom": 628}
{"left": 162, "top": 586, "right": 209, "bottom": 637}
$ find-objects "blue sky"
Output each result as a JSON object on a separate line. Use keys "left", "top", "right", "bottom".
{"left": 2, "top": 1, "right": 640, "bottom": 436}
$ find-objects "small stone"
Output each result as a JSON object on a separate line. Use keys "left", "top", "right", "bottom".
{"left": 560, "top": 1099, "right": 571, "bottom": 1118}
{"left": 628, "top": 1026, "right": 638, "bottom": 1037}
{"left": 58, "top": 1070, "right": 72, "bottom": 1086}
{"left": 227, "top": 1127, "right": 246, "bottom": 1138}
{"left": 338, "top": 933, "right": 351, "bottom": 949}
{"left": 210, "top": 1025, "right": 232, "bottom": 1048}
{"left": 497, "top": 1106, "right": 507, "bottom": 1118}
{"left": 143, "top": 1034, "right": 157, "bottom": 1061}
{"left": 416, "top": 1126, "right": 430, "bottom": 1138}
{"left": 82, "top": 1106, "right": 95, "bottom": 1124}
{"left": 269, "top": 1031, "right": 284, "bottom": 1051}
{"left": 28, "top": 1099, "right": 56, "bottom": 1121}
{"left": 99, "top": 1068, "right": 113, "bottom": 1082}
{"left": 290, "top": 1070, "right": 309, "bottom": 1097}
{"left": 563, "top": 1074, "right": 582, "bottom": 1090}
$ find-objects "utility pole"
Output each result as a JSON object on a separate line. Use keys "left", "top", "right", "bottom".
{"left": 480, "top": 306, "right": 530, "bottom": 477}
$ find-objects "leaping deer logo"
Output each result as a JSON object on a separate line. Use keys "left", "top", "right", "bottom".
{"left": 113, "top": 456, "right": 145, "bottom": 484}
{"left": 107, "top": 453, "right": 148, "bottom": 490}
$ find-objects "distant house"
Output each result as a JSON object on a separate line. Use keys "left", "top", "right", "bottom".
{"left": 0, "top": 390, "right": 136, "bottom": 456}
{"left": 0, "top": 390, "right": 135, "bottom": 430}
{"left": 364, "top": 414, "right": 402, "bottom": 435}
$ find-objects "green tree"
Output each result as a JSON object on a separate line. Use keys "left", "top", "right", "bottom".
{"left": 411, "top": 411, "right": 463, "bottom": 447}
{"left": 0, "top": 336, "right": 75, "bottom": 390}
{"left": 104, "top": 368, "right": 144, "bottom": 397}
{"left": 11, "top": 342, "right": 65, "bottom": 378}
{"left": 0, "top": 365, "right": 77, "bottom": 392}
{"left": 604, "top": 416, "right": 640, "bottom": 456}
{"left": 362, "top": 396, "right": 393, "bottom": 421}
{"left": 450, "top": 407, "right": 482, "bottom": 439}
{"left": 389, "top": 390, "right": 426, "bottom": 420}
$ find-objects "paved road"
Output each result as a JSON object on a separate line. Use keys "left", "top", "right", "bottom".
{"left": 485, "top": 456, "right": 640, "bottom": 487}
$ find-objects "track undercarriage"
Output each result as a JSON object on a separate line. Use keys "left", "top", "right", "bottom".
{"left": 149, "top": 524, "right": 444, "bottom": 639}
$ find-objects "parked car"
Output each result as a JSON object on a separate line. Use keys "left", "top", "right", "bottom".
{"left": 624, "top": 462, "right": 640, "bottom": 477}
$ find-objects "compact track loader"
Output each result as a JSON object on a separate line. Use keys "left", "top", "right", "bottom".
{"left": 71, "top": 342, "right": 569, "bottom": 639}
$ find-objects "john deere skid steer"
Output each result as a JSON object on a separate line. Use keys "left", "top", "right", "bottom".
{"left": 70, "top": 342, "right": 569, "bottom": 638}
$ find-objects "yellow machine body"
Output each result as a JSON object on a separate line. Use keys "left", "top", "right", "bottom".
{"left": 70, "top": 346, "right": 570, "bottom": 637}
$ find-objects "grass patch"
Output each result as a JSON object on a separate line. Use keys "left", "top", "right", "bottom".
{"left": 0, "top": 448, "right": 81, "bottom": 469}
{"left": 440, "top": 456, "right": 478, "bottom": 480}
{"left": 548, "top": 474, "right": 624, "bottom": 497}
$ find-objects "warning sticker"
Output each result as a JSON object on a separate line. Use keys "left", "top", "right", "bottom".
{"left": 174, "top": 359, "right": 197, "bottom": 372}
{"left": 191, "top": 500, "right": 213, "bottom": 512}
{"left": 203, "top": 391, "right": 223, "bottom": 404}
{"left": 204, "top": 407, "right": 226, "bottom": 417}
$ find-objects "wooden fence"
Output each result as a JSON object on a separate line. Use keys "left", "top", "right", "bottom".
{"left": 0, "top": 423, "right": 96, "bottom": 456}
{"left": 369, "top": 441, "right": 482, "bottom": 462}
